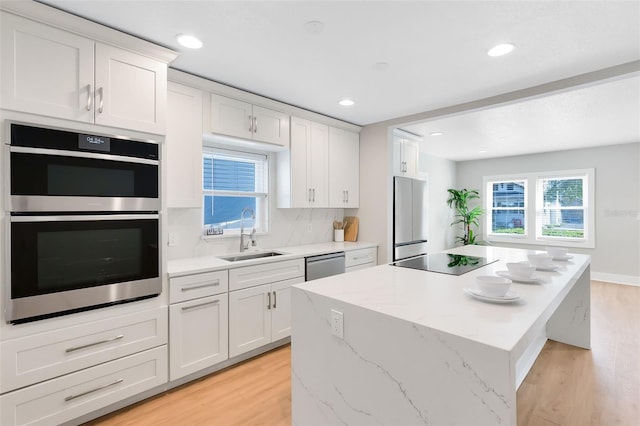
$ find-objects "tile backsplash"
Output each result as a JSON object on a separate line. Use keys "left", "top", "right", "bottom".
{"left": 165, "top": 207, "right": 345, "bottom": 260}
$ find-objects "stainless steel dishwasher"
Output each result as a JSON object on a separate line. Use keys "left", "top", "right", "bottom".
{"left": 305, "top": 252, "right": 346, "bottom": 281}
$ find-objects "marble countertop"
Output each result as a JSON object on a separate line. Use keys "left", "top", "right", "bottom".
{"left": 293, "top": 245, "right": 590, "bottom": 352}
{"left": 167, "top": 241, "right": 378, "bottom": 277}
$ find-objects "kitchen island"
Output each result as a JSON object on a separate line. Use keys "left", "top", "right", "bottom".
{"left": 291, "top": 245, "right": 590, "bottom": 425}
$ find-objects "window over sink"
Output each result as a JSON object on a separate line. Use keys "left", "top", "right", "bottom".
{"left": 202, "top": 147, "right": 269, "bottom": 236}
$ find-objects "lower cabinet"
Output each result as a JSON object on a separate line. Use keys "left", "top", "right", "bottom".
{"left": 345, "top": 247, "right": 378, "bottom": 273}
{"left": 228, "top": 276, "right": 303, "bottom": 358}
{"left": 0, "top": 346, "right": 167, "bottom": 426}
{"left": 169, "top": 294, "right": 229, "bottom": 381}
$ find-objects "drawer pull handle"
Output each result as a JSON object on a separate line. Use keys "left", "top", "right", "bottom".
{"left": 182, "top": 299, "right": 220, "bottom": 311}
{"left": 181, "top": 281, "right": 220, "bottom": 292}
{"left": 65, "top": 334, "right": 124, "bottom": 353}
{"left": 352, "top": 256, "right": 369, "bottom": 261}
{"left": 64, "top": 378, "right": 124, "bottom": 402}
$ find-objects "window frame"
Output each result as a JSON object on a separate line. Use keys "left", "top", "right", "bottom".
{"left": 484, "top": 168, "right": 595, "bottom": 248}
{"left": 202, "top": 145, "right": 270, "bottom": 238}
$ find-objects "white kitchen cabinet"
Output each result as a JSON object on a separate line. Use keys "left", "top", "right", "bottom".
{"left": 393, "top": 134, "right": 420, "bottom": 177}
{"left": 228, "top": 276, "right": 302, "bottom": 358}
{"left": 345, "top": 247, "right": 378, "bottom": 272}
{"left": 0, "top": 12, "right": 167, "bottom": 135}
{"left": 0, "top": 307, "right": 167, "bottom": 394}
{"left": 0, "top": 346, "right": 167, "bottom": 426}
{"left": 210, "top": 94, "right": 289, "bottom": 147}
{"left": 328, "top": 126, "right": 360, "bottom": 208}
{"left": 169, "top": 295, "right": 229, "bottom": 381}
{"left": 168, "top": 270, "right": 229, "bottom": 380}
{"left": 166, "top": 82, "right": 203, "bottom": 208}
{"left": 277, "top": 117, "right": 329, "bottom": 208}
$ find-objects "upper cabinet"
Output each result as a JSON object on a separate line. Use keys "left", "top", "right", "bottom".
{"left": 166, "top": 82, "right": 203, "bottom": 208}
{"left": 211, "top": 94, "right": 289, "bottom": 148}
{"left": 393, "top": 133, "right": 420, "bottom": 177}
{"left": 277, "top": 117, "right": 359, "bottom": 209}
{"left": 277, "top": 117, "right": 328, "bottom": 208}
{"left": 0, "top": 12, "right": 168, "bottom": 135}
{"left": 328, "top": 127, "right": 359, "bottom": 208}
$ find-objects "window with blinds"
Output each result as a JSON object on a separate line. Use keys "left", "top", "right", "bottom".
{"left": 202, "top": 147, "right": 268, "bottom": 235}
{"left": 484, "top": 169, "right": 594, "bottom": 248}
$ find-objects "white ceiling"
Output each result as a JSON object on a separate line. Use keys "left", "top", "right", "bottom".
{"left": 38, "top": 0, "right": 640, "bottom": 160}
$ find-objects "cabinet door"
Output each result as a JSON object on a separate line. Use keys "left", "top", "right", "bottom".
{"left": 252, "top": 105, "right": 289, "bottom": 147}
{"left": 94, "top": 43, "right": 167, "bottom": 134}
{"left": 166, "top": 82, "right": 203, "bottom": 208}
{"left": 403, "top": 140, "right": 419, "bottom": 177}
{"left": 309, "top": 121, "right": 329, "bottom": 207}
{"left": 289, "top": 117, "right": 311, "bottom": 208}
{"left": 0, "top": 12, "right": 94, "bottom": 122}
{"left": 392, "top": 137, "right": 404, "bottom": 176}
{"left": 328, "top": 127, "right": 359, "bottom": 208}
{"left": 229, "top": 285, "right": 271, "bottom": 358}
{"left": 169, "top": 295, "right": 229, "bottom": 381}
{"left": 271, "top": 277, "right": 303, "bottom": 341}
{"left": 210, "top": 94, "right": 253, "bottom": 140}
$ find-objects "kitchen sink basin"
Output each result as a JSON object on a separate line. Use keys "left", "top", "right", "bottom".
{"left": 219, "top": 251, "right": 285, "bottom": 262}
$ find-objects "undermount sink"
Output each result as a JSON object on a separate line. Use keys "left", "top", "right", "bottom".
{"left": 219, "top": 251, "right": 285, "bottom": 262}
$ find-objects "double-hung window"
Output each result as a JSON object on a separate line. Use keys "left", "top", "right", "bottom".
{"left": 484, "top": 169, "right": 594, "bottom": 248}
{"left": 202, "top": 147, "right": 269, "bottom": 235}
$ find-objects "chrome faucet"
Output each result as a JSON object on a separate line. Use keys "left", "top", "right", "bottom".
{"left": 239, "top": 207, "right": 256, "bottom": 252}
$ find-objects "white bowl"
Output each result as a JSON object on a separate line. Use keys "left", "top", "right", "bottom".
{"left": 476, "top": 276, "right": 512, "bottom": 297}
{"left": 546, "top": 246, "right": 569, "bottom": 259}
{"left": 506, "top": 262, "right": 535, "bottom": 278}
{"left": 527, "top": 253, "right": 554, "bottom": 267}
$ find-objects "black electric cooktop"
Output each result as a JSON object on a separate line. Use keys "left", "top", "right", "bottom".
{"left": 392, "top": 253, "right": 498, "bottom": 276}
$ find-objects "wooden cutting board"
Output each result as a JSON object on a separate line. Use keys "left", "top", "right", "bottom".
{"left": 343, "top": 216, "right": 359, "bottom": 241}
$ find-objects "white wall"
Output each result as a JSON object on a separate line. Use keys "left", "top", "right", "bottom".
{"left": 419, "top": 152, "right": 457, "bottom": 253}
{"left": 456, "top": 142, "right": 640, "bottom": 284}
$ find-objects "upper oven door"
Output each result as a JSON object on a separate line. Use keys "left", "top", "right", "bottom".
{"left": 8, "top": 123, "right": 159, "bottom": 212}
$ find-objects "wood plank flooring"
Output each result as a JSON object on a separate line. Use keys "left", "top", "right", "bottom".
{"left": 88, "top": 281, "right": 639, "bottom": 426}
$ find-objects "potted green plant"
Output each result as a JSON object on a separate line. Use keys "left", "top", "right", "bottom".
{"left": 446, "top": 188, "right": 485, "bottom": 245}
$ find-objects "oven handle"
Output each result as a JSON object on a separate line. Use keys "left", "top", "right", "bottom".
{"left": 9, "top": 145, "right": 159, "bottom": 166}
{"left": 10, "top": 214, "right": 159, "bottom": 222}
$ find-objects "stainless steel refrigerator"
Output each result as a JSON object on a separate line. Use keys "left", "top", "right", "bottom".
{"left": 393, "top": 176, "right": 428, "bottom": 261}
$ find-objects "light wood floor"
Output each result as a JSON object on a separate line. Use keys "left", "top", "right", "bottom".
{"left": 88, "top": 281, "right": 639, "bottom": 426}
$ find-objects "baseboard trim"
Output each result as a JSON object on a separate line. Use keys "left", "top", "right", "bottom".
{"left": 591, "top": 272, "right": 640, "bottom": 286}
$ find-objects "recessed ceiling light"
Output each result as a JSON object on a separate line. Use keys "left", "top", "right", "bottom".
{"left": 487, "top": 43, "right": 515, "bottom": 57}
{"left": 372, "top": 62, "right": 389, "bottom": 71}
{"left": 176, "top": 34, "right": 203, "bottom": 49}
{"left": 430, "top": 132, "right": 444, "bottom": 136}
{"left": 339, "top": 99, "right": 354, "bottom": 107}
{"left": 304, "top": 20, "right": 325, "bottom": 34}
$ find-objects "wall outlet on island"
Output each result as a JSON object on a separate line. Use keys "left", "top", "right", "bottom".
{"left": 331, "top": 309, "right": 344, "bottom": 339}
{"left": 307, "top": 223, "right": 313, "bottom": 232}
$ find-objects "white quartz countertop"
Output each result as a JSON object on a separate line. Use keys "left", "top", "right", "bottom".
{"left": 167, "top": 241, "right": 378, "bottom": 277}
{"left": 293, "top": 245, "right": 590, "bottom": 352}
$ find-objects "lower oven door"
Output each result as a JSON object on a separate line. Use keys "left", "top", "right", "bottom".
{"left": 7, "top": 214, "right": 160, "bottom": 323}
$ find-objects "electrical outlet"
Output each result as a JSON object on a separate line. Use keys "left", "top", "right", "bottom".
{"left": 331, "top": 309, "right": 344, "bottom": 339}
{"left": 307, "top": 223, "right": 313, "bottom": 232}
{"left": 168, "top": 232, "right": 178, "bottom": 247}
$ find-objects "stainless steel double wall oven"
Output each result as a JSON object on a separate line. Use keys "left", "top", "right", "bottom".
{"left": 5, "top": 123, "right": 161, "bottom": 323}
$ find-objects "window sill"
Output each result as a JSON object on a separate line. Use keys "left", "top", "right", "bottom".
{"left": 486, "top": 235, "right": 594, "bottom": 249}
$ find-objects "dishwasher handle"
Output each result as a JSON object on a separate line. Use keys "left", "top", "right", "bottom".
{"left": 305, "top": 251, "right": 345, "bottom": 262}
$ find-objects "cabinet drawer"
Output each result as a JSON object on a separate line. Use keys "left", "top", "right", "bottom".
{"left": 170, "top": 270, "right": 228, "bottom": 303}
{"left": 0, "top": 307, "right": 167, "bottom": 393}
{"left": 229, "top": 258, "right": 304, "bottom": 291}
{"left": 346, "top": 262, "right": 377, "bottom": 273}
{"left": 0, "top": 346, "right": 167, "bottom": 426}
{"left": 345, "top": 247, "right": 377, "bottom": 268}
